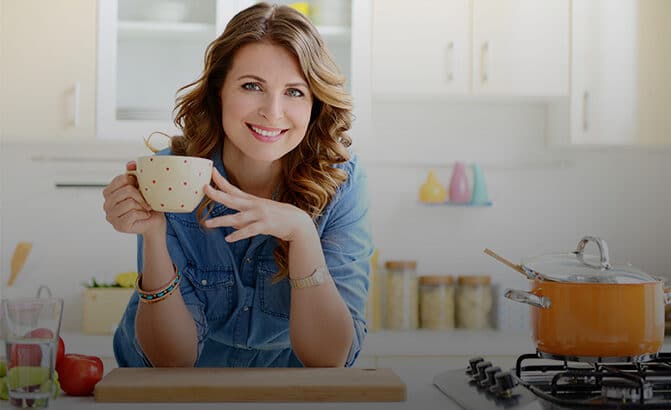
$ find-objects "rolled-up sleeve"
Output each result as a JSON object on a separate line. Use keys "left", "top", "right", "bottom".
{"left": 320, "top": 156, "right": 374, "bottom": 367}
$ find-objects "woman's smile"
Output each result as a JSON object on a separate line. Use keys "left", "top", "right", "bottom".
{"left": 246, "top": 122, "right": 288, "bottom": 143}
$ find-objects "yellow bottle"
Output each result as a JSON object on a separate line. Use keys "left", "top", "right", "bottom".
{"left": 419, "top": 170, "right": 447, "bottom": 203}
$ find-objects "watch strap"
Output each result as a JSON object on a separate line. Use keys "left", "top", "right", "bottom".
{"left": 289, "top": 265, "right": 327, "bottom": 289}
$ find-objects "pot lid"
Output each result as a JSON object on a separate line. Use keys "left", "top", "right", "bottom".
{"left": 521, "top": 236, "right": 655, "bottom": 284}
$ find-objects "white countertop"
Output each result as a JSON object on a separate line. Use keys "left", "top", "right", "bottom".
{"left": 58, "top": 329, "right": 537, "bottom": 359}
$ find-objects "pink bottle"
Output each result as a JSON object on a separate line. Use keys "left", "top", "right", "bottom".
{"left": 448, "top": 161, "right": 471, "bottom": 203}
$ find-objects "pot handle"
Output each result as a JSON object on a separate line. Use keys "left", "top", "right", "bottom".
{"left": 504, "top": 288, "right": 551, "bottom": 309}
{"left": 575, "top": 236, "right": 612, "bottom": 270}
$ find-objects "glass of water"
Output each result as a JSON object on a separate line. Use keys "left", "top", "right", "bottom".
{"left": 2, "top": 297, "right": 63, "bottom": 408}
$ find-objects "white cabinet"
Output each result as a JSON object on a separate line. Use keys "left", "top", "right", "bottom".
{"left": 372, "top": 0, "right": 569, "bottom": 98}
{"left": 1, "top": 0, "right": 97, "bottom": 139}
{"left": 472, "top": 0, "right": 568, "bottom": 97}
{"left": 372, "top": 0, "right": 470, "bottom": 96}
{"left": 568, "top": 0, "right": 671, "bottom": 145}
{"left": 97, "top": 0, "right": 370, "bottom": 144}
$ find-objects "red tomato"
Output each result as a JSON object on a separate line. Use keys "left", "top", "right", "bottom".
{"left": 56, "top": 336, "right": 66, "bottom": 368}
{"left": 9, "top": 328, "right": 54, "bottom": 369}
{"left": 57, "top": 353, "right": 104, "bottom": 396}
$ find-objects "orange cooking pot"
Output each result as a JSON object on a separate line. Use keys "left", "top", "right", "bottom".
{"left": 504, "top": 236, "right": 671, "bottom": 361}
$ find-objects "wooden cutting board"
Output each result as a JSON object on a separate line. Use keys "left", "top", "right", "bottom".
{"left": 94, "top": 367, "right": 406, "bottom": 402}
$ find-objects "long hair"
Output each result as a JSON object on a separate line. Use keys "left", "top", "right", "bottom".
{"left": 170, "top": 3, "right": 352, "bottom": 281}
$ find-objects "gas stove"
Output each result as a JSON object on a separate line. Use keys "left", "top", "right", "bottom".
{"left": 433, "top": 352, "right": 671, "bottom": 409}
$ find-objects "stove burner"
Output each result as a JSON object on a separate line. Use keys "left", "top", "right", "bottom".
{"left": 601, "top": 378, "right": 653, "bottom": 402}
{"left": 434, "top": 351, "right": 671, "bottom": 409}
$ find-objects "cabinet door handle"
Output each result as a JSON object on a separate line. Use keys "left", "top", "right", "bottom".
{"left": 72, "top": 81, "right": 81, "bottom": 128}
{"left": 480, "top": 42, "right": 489, "bottom": 83}
{"left": 582, "top": 91, "right": 590, "bottom": 131}
{"left": 446, "top": 41, "right": 454, "bottom": 81}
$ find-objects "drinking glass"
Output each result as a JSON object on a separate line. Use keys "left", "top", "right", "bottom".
{"left": 2, "top": 297, "right": 63, "bottom": 408}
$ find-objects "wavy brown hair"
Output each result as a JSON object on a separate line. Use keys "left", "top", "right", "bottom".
{"left": 169, "top": 3, "right": 352, "bottom": 281}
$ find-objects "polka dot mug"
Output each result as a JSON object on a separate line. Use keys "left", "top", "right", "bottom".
{"left": 128, "top": 155, "right": 213, "bottom": 213}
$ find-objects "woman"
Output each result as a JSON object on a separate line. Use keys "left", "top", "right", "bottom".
{"left": 102, "top": 3, "right": 372, "bottom": 368}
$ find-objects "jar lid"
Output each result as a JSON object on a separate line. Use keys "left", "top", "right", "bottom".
{"left": 385, "top": 260, "right": 417, "bottom": 270}
{"left": 420, "top": 275, "right": 454, "bottom": 285}
{"left": 457, "top": 275, "right": 491, "bottom": 286}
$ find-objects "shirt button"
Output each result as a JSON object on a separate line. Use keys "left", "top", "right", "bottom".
{"left": 245, "top": 257, "right": 253, "bottom": 263}
{"left": 201, "top": 279, "right": 208, "bottom": 286}
{"left": 243, "top": 306, "right": 250, "bottom": 311}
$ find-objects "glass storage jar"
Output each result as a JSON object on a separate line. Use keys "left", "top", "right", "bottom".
{"left": 456, "top": 275, "right": 492, "bottom": 329}
{"left": 384, "top": 260, "right": 418, "bottom": 330}
{"left": 419, "top": 275, "right": 455, "bottom": 330}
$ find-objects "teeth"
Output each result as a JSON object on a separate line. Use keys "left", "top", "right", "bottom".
{"left": 251, "top": 125, "right": 282, "bottom": 137}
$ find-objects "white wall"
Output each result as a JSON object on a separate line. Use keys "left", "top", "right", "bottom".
{"left": 1, "top": 101, "right": 670, "bottom": 332}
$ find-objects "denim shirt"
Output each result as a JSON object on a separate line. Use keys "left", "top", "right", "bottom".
{"left": 113, "top": 146, "right": 373, "bottom": 367}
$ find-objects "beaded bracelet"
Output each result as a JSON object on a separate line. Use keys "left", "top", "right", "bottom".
{"left": 135, "top": 269, "right": 181, "bottom": 304}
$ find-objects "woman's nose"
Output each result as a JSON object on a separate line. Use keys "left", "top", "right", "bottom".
{"left": 258, "top": 94, "right": 284, "bottom": 121}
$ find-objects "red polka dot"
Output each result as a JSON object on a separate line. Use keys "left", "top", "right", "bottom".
{"left": 140, "top": 169, "right": 143, "bottom": 173}
{"left": 152, "top": 180, "right": 156, "bottom": 184}
{"left": 168, "top": 187, "right": 172, "bottom": 191}
{"left": 144, "top": 187, "right": 148, "bottom": 191}
{"left": 160, "top": 203, "right": 165, "bottom": 207}
{"left": 195, "top": 191, "right": 198, "bottom": 194}
{"left": 166, "top": 167, "right": 170, "bottom": 171}
{"left": 183, "top": 181, "right": 188, "bottom": 186}
{"left": 180, "top": 204, "right": 185, "bottom": 208}
{"left": 183, "top": 160, "right": 188, "bottom": 164}
{"left": 149, "top": 158, "right": 153, "bottom": 161}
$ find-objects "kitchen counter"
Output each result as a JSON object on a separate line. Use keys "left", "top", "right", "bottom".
{"left": 58, "top": 329, "right": 537, "bottom": 359}
{"left": 11, "top": 331, "right": 671, "bottom": 409}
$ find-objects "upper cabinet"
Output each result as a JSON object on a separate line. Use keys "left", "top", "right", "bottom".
{"left": 1, "top": 0, "right": 97, "bottom": 140}
{"left": 371, "top": 0, "right": 569, "bottom": 98}
{"left": 97, "top": 0, "right": 370, "bottom": 143}
{"left": 567, "top": 0, "right": 671, "bottom": 145}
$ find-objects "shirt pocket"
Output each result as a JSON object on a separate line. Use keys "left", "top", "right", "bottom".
{"left": 257, "top": 257, "right": 291, "bottom": 320}
{"left": 182, "top": 264, "right": 235, "bottom": 321}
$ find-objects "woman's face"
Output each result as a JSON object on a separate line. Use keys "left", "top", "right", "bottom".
{"left": 220, "top": 42, "right": 313, "bottom": 163}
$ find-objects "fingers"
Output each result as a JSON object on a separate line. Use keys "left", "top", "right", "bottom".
{"left": 204, "top": 184, "right": 250, "bottom": 211}
{"left": 224, "top": 222, "right": 262, "bottom": 242}
{"left": 126, "top": 161, "right": 137, "bottom": 171}
{"left": 211, "top": 167, "right": 245, "bottom": 196}
{"left": 103, "top": 173, "right": 137, "bottom": 200}
{"left": 115, "top": 209, "right": 153, "bottom": 232}
{"left": 105, "top": 184, "right": 151, "bottom": 213}
{"left": 204, "top": 210, "right": 256, "bottom": 230}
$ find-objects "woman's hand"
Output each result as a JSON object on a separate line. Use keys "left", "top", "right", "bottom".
{"left": 203, "top": 167, "right": 314, "bottom": 243}
{"left": 103, "top": 161, "right": 166, "bottom": 235}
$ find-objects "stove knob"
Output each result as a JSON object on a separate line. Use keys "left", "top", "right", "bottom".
{"left": 494, "top": 371, "right": 516, "bottom": 397}
{"left": 475, "top": 361, "right": 492, "bottom": 382}
{"left": 480, "top": 366, "right": 501, "bottom": 388}
{"left": 466, "top": 357, "right": 484, "bottom": 375}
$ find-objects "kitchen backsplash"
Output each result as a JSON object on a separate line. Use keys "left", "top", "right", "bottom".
{"left": 1, "top": 101, "right": 670, "bottom": 332}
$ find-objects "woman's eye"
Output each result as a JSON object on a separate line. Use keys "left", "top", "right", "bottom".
{"left": 286, "top": 88, "right": 304, "bottom": 98}
{"left": 242, "top": 82, "right": 262, "bottom": 91}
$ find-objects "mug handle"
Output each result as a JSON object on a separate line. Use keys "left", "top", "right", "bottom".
{"left": 144, "top": 131, "right": 172, "bottom": 153}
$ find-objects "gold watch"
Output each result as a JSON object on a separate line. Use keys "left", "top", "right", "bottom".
{"left": 289, "top": 265, "right": 327, "bottom": 289}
